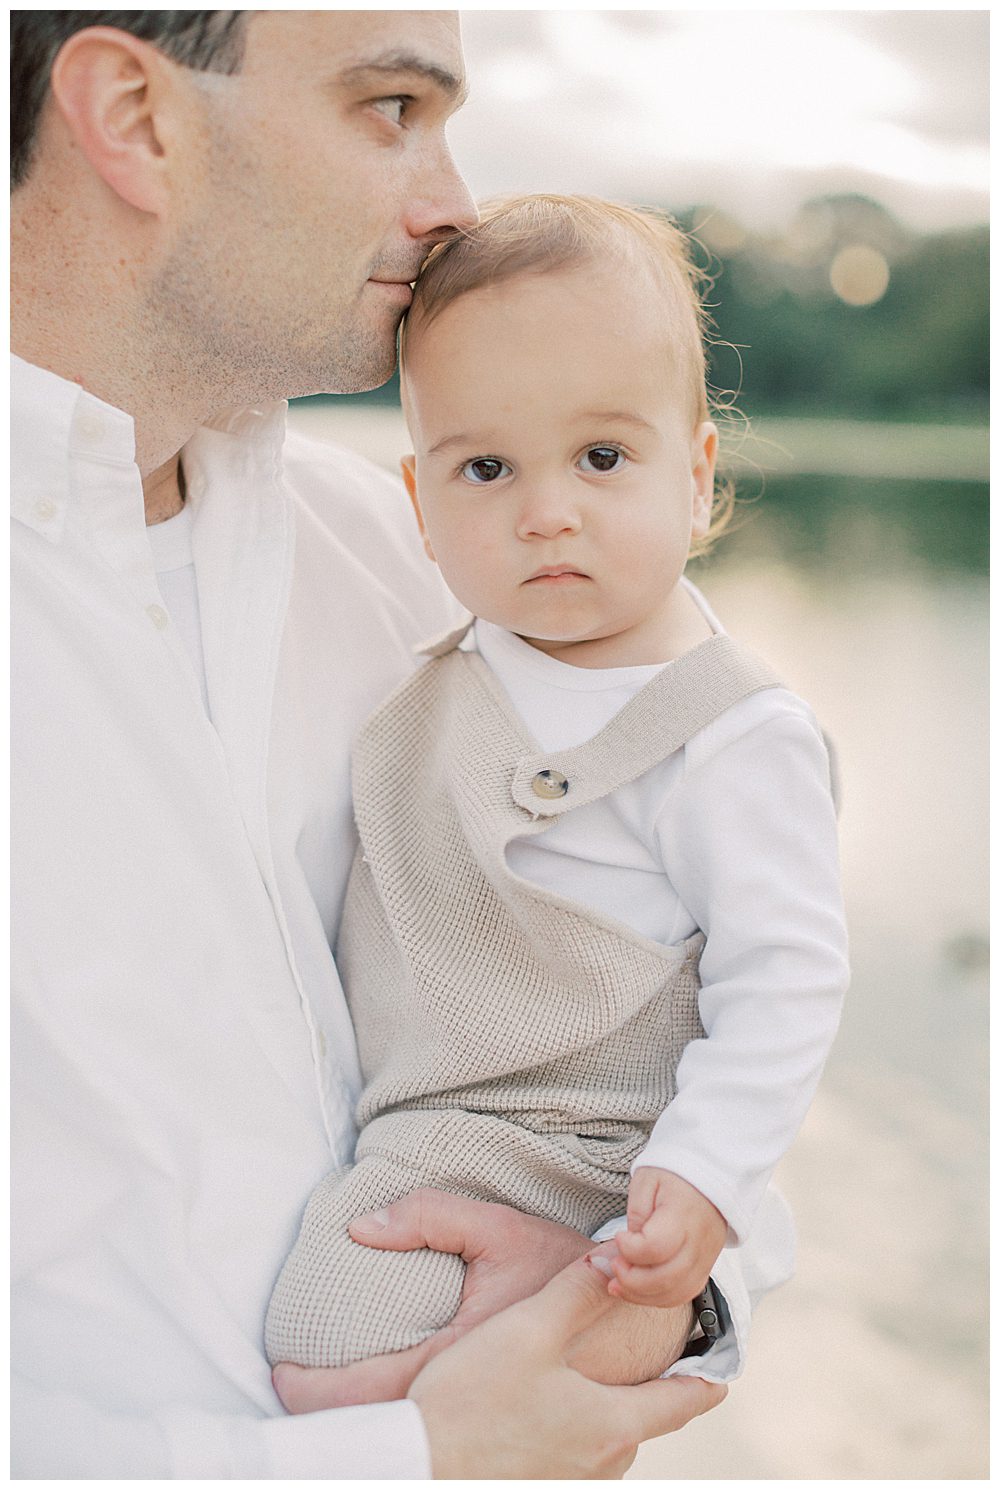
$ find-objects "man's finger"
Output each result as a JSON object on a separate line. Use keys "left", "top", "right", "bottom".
{"left": 272, "top": 1363, "right": 332, "bottom": 1415}
{"left": 348, "top": 1188, "right": 505, "bottom": 1260}
{"left": 612, "top": 1372, "right": 728, "bottom": 1443}
{"left": 271, "top": 1328, "right": 446, "bottom": 1413}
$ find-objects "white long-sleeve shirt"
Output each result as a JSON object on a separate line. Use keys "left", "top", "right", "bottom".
{"left": 11, "top": 355, "right": 793, "bottom": 1477}
{"left": 473, "top": 614, "right": 850, "bottom": 1244}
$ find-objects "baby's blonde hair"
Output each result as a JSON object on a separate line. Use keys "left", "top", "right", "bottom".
{"left": 406, "top": 193, "right": 733, "bottom": 554}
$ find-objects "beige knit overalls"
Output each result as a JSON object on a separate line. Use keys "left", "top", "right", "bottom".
{"left": 264, "top": 622, "right": 780, "bottom": 1367}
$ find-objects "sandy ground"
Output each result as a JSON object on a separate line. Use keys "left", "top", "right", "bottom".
{"left": 630, "top": 562, "right": 989, "bottom": 1480}
{"left": 629, "top": 1076, "right": 988, "bottom": 1479}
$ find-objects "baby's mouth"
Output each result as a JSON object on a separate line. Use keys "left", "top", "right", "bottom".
{"left": 524, "top": 565, "right": 590, "bottom": 584}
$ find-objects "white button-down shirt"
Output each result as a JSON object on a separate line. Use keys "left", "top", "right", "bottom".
{"left": 11, "top": 355, "right": 792, "bottom": 1478}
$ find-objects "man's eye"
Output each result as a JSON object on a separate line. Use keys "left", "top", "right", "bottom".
{"left": 371, "top": 96, "right": 408, "bottom": 126}
{"left": 579, "top": 446, "right": 625, "bottom": 474}
{"left": 460, "top": 457, "right": 511, "bottom": 484}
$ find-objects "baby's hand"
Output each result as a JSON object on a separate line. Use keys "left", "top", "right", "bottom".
{"left": 607, "top": 1168, "right": 727, "bottom": 1309}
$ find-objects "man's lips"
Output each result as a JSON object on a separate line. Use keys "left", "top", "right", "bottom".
{"left": 368, "top": 278, "right": 414, "bottom": 305}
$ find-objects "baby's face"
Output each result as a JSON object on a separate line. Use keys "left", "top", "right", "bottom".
{"left": 401, "top": 262, "right": 716, "bottom": 664}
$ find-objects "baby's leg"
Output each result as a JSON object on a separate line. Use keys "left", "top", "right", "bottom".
{"left": 264, "top": 1150, "right": 465, "bottom": 1368}
{"left": 265, "top": 1107, "right": 638, "bottom": 1369}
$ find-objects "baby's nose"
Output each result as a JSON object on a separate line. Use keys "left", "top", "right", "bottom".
{"left": 515, "top": 488, "right": 583, "bottom": 540}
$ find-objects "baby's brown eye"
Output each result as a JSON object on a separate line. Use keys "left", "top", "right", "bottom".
{"left": 582, "top": 446, "right": 624, "bottom": 473}
{"left": 461, "top": 457, "right": 510, "bottom": 484}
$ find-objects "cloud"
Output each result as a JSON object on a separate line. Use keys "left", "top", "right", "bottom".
{"left": 451, "top": 10, "right": 988, "bottom": 232}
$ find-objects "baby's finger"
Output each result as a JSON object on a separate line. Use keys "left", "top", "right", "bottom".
{"left": 615, "top": 1224, "right": 684, "bottom": 1266}
{"left": 608, "top": 1255, "right": 702, "bottom": 1307}
{"left": 626, "top": 1171, "right": 659, "bottom": 1231}
{"left": 608, "top": 1267, "right": 684, "bottom": 1305}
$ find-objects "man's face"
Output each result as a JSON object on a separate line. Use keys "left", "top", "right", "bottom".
{"left": 150, "top": 11, "right": 475, "bottom": 402}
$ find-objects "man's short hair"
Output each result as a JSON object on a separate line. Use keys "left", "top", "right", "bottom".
{"left": 11, "top": 10, "right": 248, "bottom": 189}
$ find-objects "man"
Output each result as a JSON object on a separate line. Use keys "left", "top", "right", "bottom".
{"left": 11, "top": 11, "right": 791, "bottom": 1477}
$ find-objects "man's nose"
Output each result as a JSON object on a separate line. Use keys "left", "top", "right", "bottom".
{"left": 515, "top": 487, "right": 584, "bottom": 541}
{"left": 405, "top": 141, "right": 478, "bottom": 243}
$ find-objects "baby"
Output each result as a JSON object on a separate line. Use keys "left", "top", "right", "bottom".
{"left": 265, "top": 194, "right": 849, "bottom": 1373}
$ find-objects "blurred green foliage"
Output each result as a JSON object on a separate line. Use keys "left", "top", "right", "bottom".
{"left": 310, "top": 195, "right": 987, "bottom": 425}
{"left": 685, "top": 196, "right": 988, "bottom": 422}
{"left": 689, "top": 474, "right": 989, "bottom": 578}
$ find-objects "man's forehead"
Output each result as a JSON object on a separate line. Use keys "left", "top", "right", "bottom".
{"left": 245, "top": 9, "right": 466, "bottom": 90}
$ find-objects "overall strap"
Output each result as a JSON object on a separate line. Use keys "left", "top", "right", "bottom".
{"left": 503, "top": 633, "right": 783, "bottom": 818}
{"left": 416, "top": 615, "right": 476, "bottom": 658}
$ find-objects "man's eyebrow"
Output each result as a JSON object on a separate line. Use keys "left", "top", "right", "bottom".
{"left": 337, "top": 51, "right": 468, "bottom": 106}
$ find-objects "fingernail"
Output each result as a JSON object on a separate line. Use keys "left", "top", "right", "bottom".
{"left": 588, "top": 1252, "right": 615, "bottom": 1277}
{"left": 351, "top": 1208, "right": 390, "bottom": 1233}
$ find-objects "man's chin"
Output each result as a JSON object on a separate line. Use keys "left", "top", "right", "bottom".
{"left": 292, "top": 356, "right": 399, "bottom": 400}
{"left": 315, "top": 334, "right": 401, "bottom": 397}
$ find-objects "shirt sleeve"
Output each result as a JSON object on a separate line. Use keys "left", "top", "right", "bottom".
{"left": 634, "top": 697, "right": 850, "bottom": 1243}
{"left": 11, "top": 1375, "right": 432, "bottom": 1479}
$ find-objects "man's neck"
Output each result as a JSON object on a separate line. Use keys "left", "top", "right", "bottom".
{"left": 143, "top": 454, "right": 186, "bottom": 525}
{"left": 12, "top": 318, "right": 203, "bottom": 480}
{"left": 12, "top": 193, "right": 204, "bottom": 482}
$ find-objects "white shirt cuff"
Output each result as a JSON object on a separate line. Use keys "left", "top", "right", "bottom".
{"left": 260, "top": 1399, "right": 432, "bottom": 1480}
{"left": 164, "top": 1398, "right": 432, "bottom": 1479}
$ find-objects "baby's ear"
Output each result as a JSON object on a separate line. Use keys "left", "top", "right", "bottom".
{"left": 690, "top": 422, "right": 718, "bottom": 538}
{"left": 400, "top": 456, "right": 436, "bottom": 563}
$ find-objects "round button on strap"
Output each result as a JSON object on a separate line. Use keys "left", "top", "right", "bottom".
{"left": 531, "top": 768, "right": 569, "bottom": 800}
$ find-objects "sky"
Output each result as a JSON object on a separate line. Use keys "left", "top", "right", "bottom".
{"left": 449, "top": 9, "right": 989, "bottom": 234}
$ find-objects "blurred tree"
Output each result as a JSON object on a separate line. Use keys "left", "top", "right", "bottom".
{"left": 299, "top": 196, "right": 987, "bottom": 424}
{"left": 687, "top": 198, "right": 988, "bottom": 422}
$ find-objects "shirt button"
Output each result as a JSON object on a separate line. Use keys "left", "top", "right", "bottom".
{"left": 531, "top": 768, "right": 569, "bottom": 800}
{"left": 75, "top": 410, "right": 106, "bottom": 444}
{"left": 34, "top": 499, "right": 57, "bottom": 523}
{"left": 146, "top": 604, "right": 169, "bottom": 630}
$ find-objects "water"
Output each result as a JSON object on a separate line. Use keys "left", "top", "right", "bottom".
{"left": 649, "top": 489, "right": 989, "bottom": 1480}
{"left": 288, "top": 403, "right": 989, "bottom": 1479}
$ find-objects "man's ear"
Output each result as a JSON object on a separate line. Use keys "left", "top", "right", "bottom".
{"left": 401, "top": 456, "right": 437, "bottom": 563}
{"left": 49, "top": 27, "right": 178, "bottom": 215}
{"left": 690, "top": 421, "right": 718, "bottom": 538}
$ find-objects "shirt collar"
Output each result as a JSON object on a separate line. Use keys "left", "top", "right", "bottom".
{"left": 182, "top": 401, "right": 288, "bottom": 500}
{"left": 11, "top": 355, "right": 133, "bottom": 542}
{"left": 10, "top": 354, "right": 288, "bottom": 542}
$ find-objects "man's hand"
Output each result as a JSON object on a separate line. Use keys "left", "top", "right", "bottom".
{"left": 609, "top": 1167, "right": 728, "bottom": 1308}
{"left": 409, "top": 1252, "right": 726, "bottom": 1479}
{"left": 272, "top": 1190, "right": 591, "bottom": 1410}
{"left": 272, "top": 1190, "right": 696, "bottom": 1414}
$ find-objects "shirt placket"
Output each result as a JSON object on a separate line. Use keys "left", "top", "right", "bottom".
{"left": 69, "top": 439, "right": 223, "bottom": 727}
{"left": 186, "top": 433, "right": 341, "bottom": 1155}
